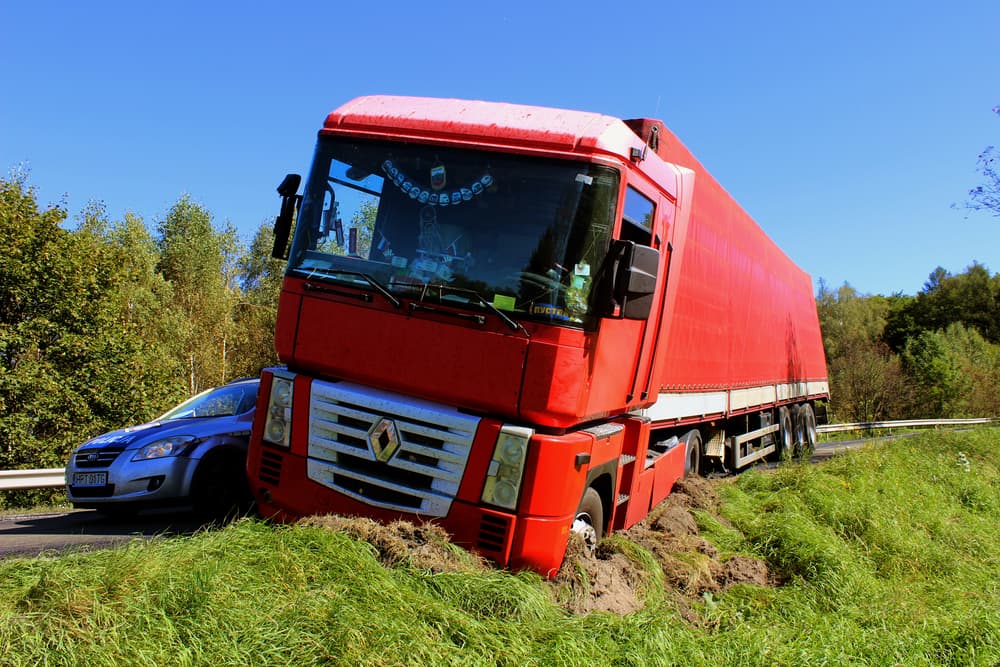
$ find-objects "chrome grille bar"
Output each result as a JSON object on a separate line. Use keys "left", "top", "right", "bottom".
{"left": 307, "top": 380, "right": 480, "bottom": 517}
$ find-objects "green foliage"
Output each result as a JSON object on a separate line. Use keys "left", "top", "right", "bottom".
{"left": 1, "top": 431, "right": 997, "bottom": 665}
{"left": 885, "top": 262, "right": 1000, "bottom": 350}
{"left": 816, "top": 282, "right": 911, "bottom": 421}
{"left": 156, "top": 196, "right": 241, "bottom": 394}
{"left": 903, "top": 323, "right": 1000, "bottom": 417}
{"left": 0, "top": 176, "right": 280, "bottom": 503}
{"left": 820, "top": 262, "right": 1000, "bottom": 421}
{"left": 229, "top": 222, "right": 284, "bottom": 379}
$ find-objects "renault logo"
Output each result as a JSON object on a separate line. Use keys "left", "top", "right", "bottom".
{"left": 368, "top": 418, "right": 401, "bottom": 463}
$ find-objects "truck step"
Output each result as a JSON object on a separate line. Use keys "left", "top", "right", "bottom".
{"left": 617, "top": 493, "right": 629, "bottom": 506}
{"left": 620, "top": 454, "right": 636, "bottom": 466}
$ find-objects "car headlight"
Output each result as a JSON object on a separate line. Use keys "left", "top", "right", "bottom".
{"left": 481, "top": 425, "right": 532, "bottom": 510}
{"left": 131, "top": 435, "right": 197, "bottom": 461}
{"left": 263, "top": 372, "right": 294, "bottom": 448}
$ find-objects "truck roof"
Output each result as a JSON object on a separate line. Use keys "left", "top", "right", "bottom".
{"left": 322, "top": 95, "right": 643, "bottom": 159}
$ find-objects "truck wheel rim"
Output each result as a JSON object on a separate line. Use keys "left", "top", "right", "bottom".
{"left": 571, "top": 516, "right": 598, "bottom": 553}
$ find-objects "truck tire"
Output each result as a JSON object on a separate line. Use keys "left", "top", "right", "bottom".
{"left": 683, "top": 430, "right": 703, "bottom": 477}
{"left": 571, "top": 487, "right": 604, "bottom": 554}
{"left": 774, "top": 406, "right": 794, "bottom": 461}
{"left": 794, "top": 404, "right": 817, "bottom": 460}
{"left": 191, "top": 449, "right": 251, "bottom": 520}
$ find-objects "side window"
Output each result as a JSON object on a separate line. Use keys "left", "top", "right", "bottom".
{"left": 621, "top": 186, "right": 654, "bottom": 246}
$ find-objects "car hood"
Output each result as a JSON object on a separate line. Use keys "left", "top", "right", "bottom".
{"left": 75, "top": 413, "right": 252, "bottom": 453}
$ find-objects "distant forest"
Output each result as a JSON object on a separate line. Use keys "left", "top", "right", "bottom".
{"left": 818, "top": 262, "right": 1000, "bottom": 423}
{"left": 2, "top": 172, "right": 998, "bottom": 478}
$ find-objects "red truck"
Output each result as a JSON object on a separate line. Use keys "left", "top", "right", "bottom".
{"left": 248, "top": 96, "right": 829, "bottom": 576}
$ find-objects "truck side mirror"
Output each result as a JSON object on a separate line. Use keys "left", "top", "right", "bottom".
{"left": 598, "top": 240, "right": 659, "bottom": 320}
{"left": 272, "top": 173, "right": 302, "bottom": 260}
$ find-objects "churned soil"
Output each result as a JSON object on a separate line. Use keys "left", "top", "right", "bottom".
{"left": 553, "top": 477, "right": 772, "bottom": 616}
{"left": 302, "top": 476, "right": 773, "bottom": 617}
{"left": 300, "top": 515, "right": 489, "bottom": 574}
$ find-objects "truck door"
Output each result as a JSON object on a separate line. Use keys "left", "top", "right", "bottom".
{"left": 619, "top": 184, "right": 670, "bottom": 402}
{"left": 585, "top": 180, "right": 673, "bottom": 416}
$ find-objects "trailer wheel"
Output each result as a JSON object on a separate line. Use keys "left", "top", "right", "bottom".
{"left": 571, "top": 487, "right": 604, "bottom": 554}
{"left": 794, "top": 404, "right": 817, "bottom": 460}
{"left": 774, "top": 407, "right": 794, "bottom": 461}
{"left": 683, "top": 430, "right": 703, "bottom": 477}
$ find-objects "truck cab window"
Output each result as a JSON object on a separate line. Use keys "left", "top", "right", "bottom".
{"left": 621, "top": 186, "right": 654, "bottom": 246}
{"left": 287, "top": 138, "right": 620, "bottom": 329}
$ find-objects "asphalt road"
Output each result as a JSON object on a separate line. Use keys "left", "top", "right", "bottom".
{"left": 0, "top": 507, "right": 222, "bottom": 559}
{"left": 1, "top": 439, "right": 867, "bottom": 560}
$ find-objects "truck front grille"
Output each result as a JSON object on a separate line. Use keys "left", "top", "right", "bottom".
{"left": 306, "top": 381, "right": 479, "bottom": 517}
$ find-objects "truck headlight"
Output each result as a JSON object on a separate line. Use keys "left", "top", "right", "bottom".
{"left": 263, "top": 372, "right": 294, "bottom": 448}
{"left": 481, "top": 425, "right": 532, "bottom": 510}
{"left": 132, "top": 435, "right": 197, "bottom": 460}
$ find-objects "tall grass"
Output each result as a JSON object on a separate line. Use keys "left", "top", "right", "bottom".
{"left": 1, "top": 430, "right": 997, "bottom": 666}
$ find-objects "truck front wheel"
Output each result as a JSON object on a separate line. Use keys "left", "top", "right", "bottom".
{"left": 571, "top": 487, "right": 604, "bottom": 554}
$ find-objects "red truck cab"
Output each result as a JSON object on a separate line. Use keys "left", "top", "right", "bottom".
{"left": 248, "top": 96, "right": 828, "bottom": 576}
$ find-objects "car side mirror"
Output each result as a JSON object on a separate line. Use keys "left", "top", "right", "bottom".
{"left": 272, "top": 174, "right": 302, "bottom": 260}
{"left": 597, "top": 240, "right": 659, "bottom": 320}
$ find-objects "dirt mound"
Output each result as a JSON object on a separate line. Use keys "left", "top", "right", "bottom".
{"left": 302, "top": 477, "right": 772, "bottom": 618}
{"left": 300, "top": 515, "right": 486, "bottom": 574}
{"left": 554, "top": 477, "right": 772, "bottom": 616}
{"left": 552, "top": 534, "right": 650, "bottom": 615}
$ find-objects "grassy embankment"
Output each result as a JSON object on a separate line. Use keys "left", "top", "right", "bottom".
{"left": 1, "top": 430, "right": 997, "bottom": 666}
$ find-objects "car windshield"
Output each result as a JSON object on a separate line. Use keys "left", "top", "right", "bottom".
{"left": 287, "top": 138, "right": 619, "bottom": 328}
{"left": 158, "top": 383, "right": 258, "bottom": 420}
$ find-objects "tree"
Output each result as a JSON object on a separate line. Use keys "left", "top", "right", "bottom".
{"left": 156, "top": 196, "right": 240, "bottom": 394}
{"left": 0, "top": 176, "right": 186, "bottom": 483}
{"left": 0, "top": 173, "right": 86, "bottom": 471}
{"left": 885, "top": 263, "right": 1000, "bottom": 350}
{"left": 959, "top": 106, "right": 1000, "bottom": 217}
{"left": 902, "top": 323, "right": 1000, "bottom": 418}
{"left": 815, "top": 281, "right": 911, "bottom": 421}
{"left": 228, "top": 221, "right": 284, "bottom": 378}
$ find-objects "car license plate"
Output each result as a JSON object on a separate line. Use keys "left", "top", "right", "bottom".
{"left": 73, "top": 472, "right": 107, "bottom": 487}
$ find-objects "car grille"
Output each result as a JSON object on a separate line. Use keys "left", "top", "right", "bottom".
{"left": 74, "top": 445, "right": 127, "bottom": 468}
{"left": 306, "top": 381, "right": 479, "bottom": 517}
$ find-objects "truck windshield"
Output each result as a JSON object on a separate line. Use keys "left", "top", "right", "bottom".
{"left": 287, "top": 138, "right": 619, "bottom": 329}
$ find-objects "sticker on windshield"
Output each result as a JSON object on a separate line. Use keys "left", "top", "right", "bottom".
{"left": 531, "top": 304, "right": 571, "bottom": 321}
{"left": 493, "top": 294, "right": 516, "bottom": 311}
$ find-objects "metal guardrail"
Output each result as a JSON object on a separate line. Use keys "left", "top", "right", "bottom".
{"left": 817, "top": 417, "right": 1000, "bottom": 435}
{"left": 2, "top": 418, "right": 998, "bottom": 492}
{"left": 0, "top": 468, "right": 65, "bottom": 491}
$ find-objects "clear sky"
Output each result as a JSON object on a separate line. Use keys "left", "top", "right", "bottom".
{"left": 2, "top": 0, "right": 997, "bottom": 297}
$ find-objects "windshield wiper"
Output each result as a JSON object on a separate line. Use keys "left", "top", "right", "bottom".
{"left": 298, "top": 267, "right": 401, "bottom": 308}
{"left": 417, "top": 284, "right": 530, "bottom": 338}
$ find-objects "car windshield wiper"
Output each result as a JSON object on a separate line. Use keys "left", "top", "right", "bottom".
{"left": 413, "top": 283, "right": 530, "bottom": 338}
{"left": 297, "top": 267, "right": 401, "bottom": 308}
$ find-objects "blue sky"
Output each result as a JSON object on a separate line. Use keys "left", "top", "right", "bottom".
{"left": 2, "top": 0, "right": 997, "bottom": 296}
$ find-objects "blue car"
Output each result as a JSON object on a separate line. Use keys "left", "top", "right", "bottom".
{"left": 66, "top": 378, "right": 259, "bottom": 517}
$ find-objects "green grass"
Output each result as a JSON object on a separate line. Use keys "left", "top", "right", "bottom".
{"left": 1, "top": 430, "right": 998, "bottom": 666}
